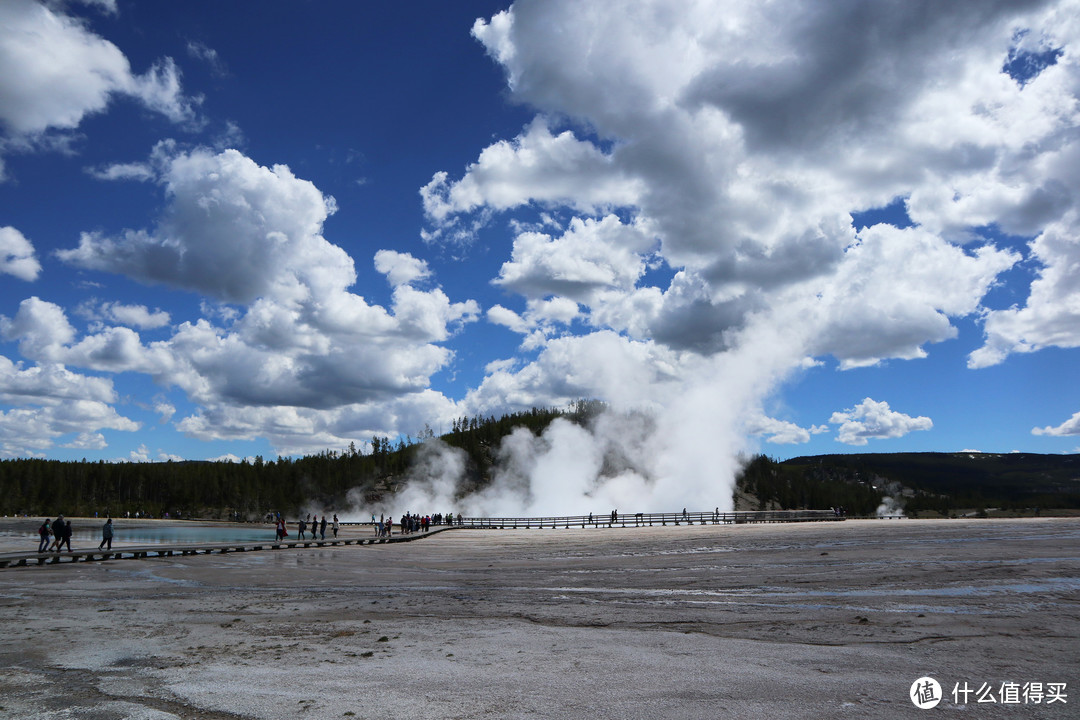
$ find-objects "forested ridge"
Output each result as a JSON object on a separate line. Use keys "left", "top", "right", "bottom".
{"left": 781, "top": 452, "right": 1080, "bottom": 515}
{"left": 3, "top": 405, "right": 1077, "bottom": 518}
{"left": 736, "top": 455, "right": 886, "bottom": 515}
{"left": 0, "top": 404, "right": 584, "bottom": 519}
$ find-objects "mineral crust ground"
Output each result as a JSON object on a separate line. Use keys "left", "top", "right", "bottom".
{"left": 0, "top": 518, "right": 1077, "bottom": 719}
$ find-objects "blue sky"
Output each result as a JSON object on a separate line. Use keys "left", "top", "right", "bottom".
{"left": 1, "top": 0, "right": 1078, "bottom": 473}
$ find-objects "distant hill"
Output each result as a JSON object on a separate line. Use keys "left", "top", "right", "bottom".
{"left": 779, "top": 452, "right": 1080, "bottom": 514}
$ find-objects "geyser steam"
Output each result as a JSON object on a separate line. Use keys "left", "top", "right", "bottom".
{"left": 360, "top": 318, "right": 805, "bottom": 518}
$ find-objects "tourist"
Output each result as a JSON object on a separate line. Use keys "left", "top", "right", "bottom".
{"left": 50, "top": 514, "right": 65, "bottom": 551}
{"left": 332, "top": 514, "right": 339, "bottom": 538}
{"left": 37, "top": 519, "right": 50, "bottom": 552}
{"left": 60, "top": 519, "right": 73, "bottom": 552}
{"left": 298, "top": 518, "right": 307, "bottom": 540}
{"left": 98, "top": 518, "right": 113, "bottom": 550}
{"left": 320, "top": 515, "right": 327, "bottom": 540}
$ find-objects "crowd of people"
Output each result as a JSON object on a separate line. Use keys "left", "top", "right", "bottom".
{"left": 28, "top": 510, "right": 465, "bottom": 554}
{"left": 271, "top": 511, "right": 461, "bottom": 542}
{"left": 279, "top": 513, "right": 341, "bottom": 541}
{"left": 367, "top": 512, "right": 465, "bottom": 537}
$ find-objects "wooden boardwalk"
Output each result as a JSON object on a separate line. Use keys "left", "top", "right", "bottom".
{"left": 0, "top": 527, "right": 455, "bottom": 569}
{"left": 2, "top": 510, "right": 846, "bottom": 570}
{"left": 445, "top": 508, "right": 844, "bottom": 529}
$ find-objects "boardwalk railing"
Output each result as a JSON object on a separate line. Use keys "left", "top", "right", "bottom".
{"left": 351, "top": 509, "right": 843, "bottom": 530}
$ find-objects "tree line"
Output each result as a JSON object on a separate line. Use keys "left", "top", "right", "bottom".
{"left": 0, "top": 404, "right": 592, "bottom": 519}
{"left": 737, "top": 454, "right": 885, "bottom": 515}
{"left": 781, "top": 451, "right": 1080, "bottom": 514}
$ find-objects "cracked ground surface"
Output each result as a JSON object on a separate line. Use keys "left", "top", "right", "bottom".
{"left": 0, "top": 518, "right": 1077, "bottom": 719}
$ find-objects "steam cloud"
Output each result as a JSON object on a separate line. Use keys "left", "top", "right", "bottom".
{"left": 354, "top": 320, "right": 804, "bottom": 518}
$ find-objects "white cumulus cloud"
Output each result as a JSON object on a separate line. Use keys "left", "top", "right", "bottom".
{"left": 493, "top": 215, "right": 655, "bottom": 301}
{"left": 0, "top": 354, "right": 138, "bottom": 456}
{"left": 0, "top": 0, "right": 199, "bottom": 177}
{"left": 374, "top": 249, "right": 431, "bottom": 288}
{"left": 58, "top": 147, "right": 350, "bottom": 306}
{"left": 421, "top": 118, "right": 644, "bottom": 239}
{"left": 0, "top": 226, "right": 41, "bottom": 281}
{"left": 970, "top": 214, "right": 1080, "bottom": 368}
{"left": 829, "top": 398, "right": 933, "bottom": 446}
{"left": 1032, "top": 411, "right": 1080, "bottom": 436}
{"left": 43, "top": 147, "right": 482, "bottom": 454}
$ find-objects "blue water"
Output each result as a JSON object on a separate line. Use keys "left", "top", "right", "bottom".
{"left": 3, "top": 522, "right": 278, "bottom": 547}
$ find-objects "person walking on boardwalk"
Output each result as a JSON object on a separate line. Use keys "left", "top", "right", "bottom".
{"left": 37, "top": 519, "right": 51, "bottom": 552}
{"left": 49, "top": 514, "right": 65, "bottom": 551}
{"left": 60, "top": 519, "right": 73, "bottom": 552}
{"left": 332, "top": 514, "right": 338, "bottom": 538}
{"left": 98, "top": 518, "right": 113, "bottom": 550}
{"left": 298, "top": 518, "right": 307, "bottom": 540}
{"left": 320, "top": 515, "right": 327, "bottom": 540}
